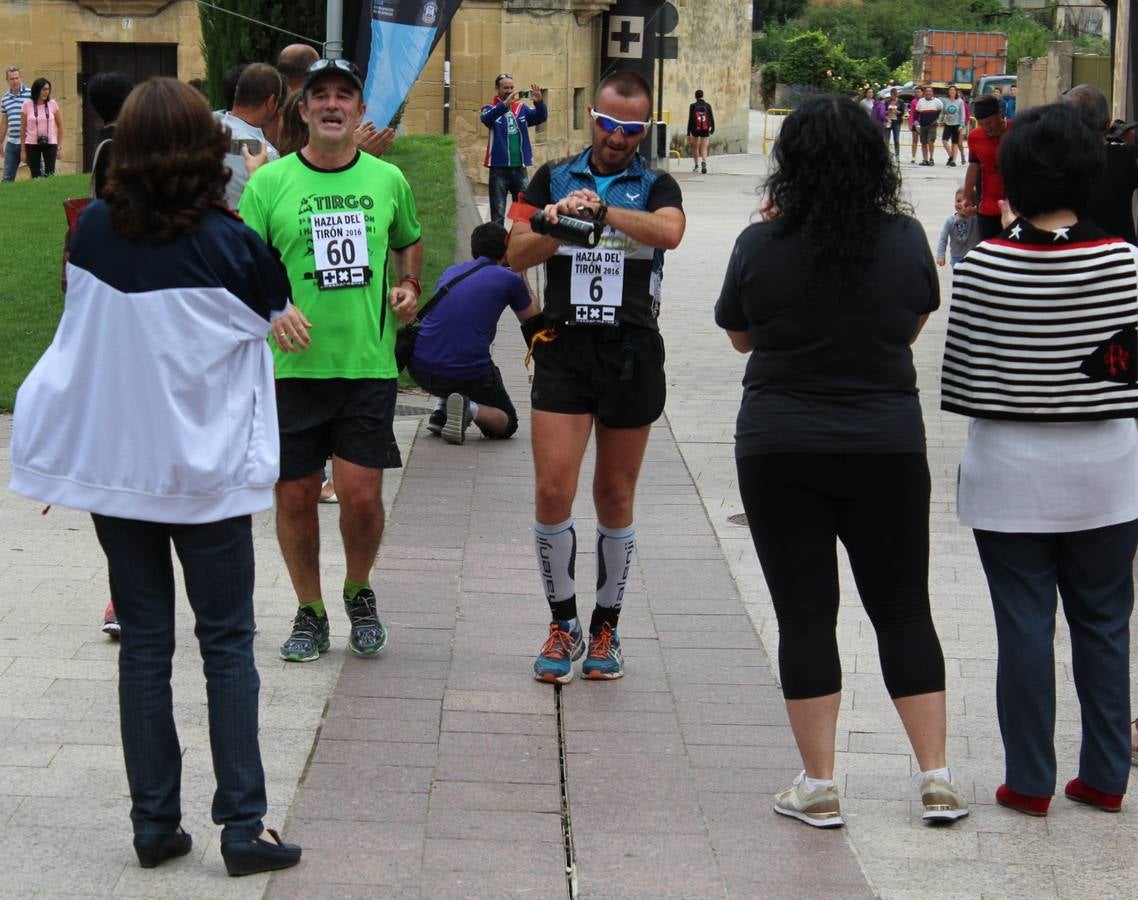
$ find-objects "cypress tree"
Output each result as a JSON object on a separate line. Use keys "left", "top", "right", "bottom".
{"left": 200, "top": 1, "right": 364, "bottom": 107}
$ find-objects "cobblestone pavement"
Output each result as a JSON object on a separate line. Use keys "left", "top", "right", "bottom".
{"left": 0, "top": 111, "right": 1133, "bottom": 897}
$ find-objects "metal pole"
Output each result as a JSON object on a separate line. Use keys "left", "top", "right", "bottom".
{"left": 656, "top": 18, "right": 665, "bottom": 158}
{"left": 326, "top": 0, "right": 345, "bottom": 59}
{"left": 443, "top": 25, "right": 452, "bottom": 134}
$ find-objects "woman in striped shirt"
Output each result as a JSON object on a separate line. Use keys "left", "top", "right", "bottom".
{"left": 942, "top": 102, "right": 1138, "bottom": 817}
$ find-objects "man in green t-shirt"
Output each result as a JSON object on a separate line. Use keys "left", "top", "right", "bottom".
{"left": 240, "top": 57, "right": 423, "bottom": 663}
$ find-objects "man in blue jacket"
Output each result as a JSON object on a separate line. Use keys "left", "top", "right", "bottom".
{"left": 481, "top": 73, "right": 547, "bottom": 225}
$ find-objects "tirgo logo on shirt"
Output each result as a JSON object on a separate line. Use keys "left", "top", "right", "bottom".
{"left": 299, "top": 193, "right": 376, "bottom": 213}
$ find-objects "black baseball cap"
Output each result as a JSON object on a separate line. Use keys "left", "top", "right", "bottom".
{"left": 973, "top": 96, "right": 1001, "bottom": 119}
{"left": 303, "top": 58, "right": 363, "bottom": 94}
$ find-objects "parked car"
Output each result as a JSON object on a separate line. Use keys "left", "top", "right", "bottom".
{"left": 975, "top": 73, "right": 1016, "bottom": 97}
{"left": 877, "top": 81, "right": 917, "bottom": 101}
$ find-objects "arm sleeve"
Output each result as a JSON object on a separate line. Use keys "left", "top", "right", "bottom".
{"left": 686, "top": 103, "right": 695, "bottom": 136}
{"left": 936, "top": 217, "right": 951, "bottom": 258}
{"left": 714, "top": 238, "right": 749, "bottom": 332}
{"left": 527, "top": 101, "right": 548, "bottom": 127}
{"left": 480, "top": 102, "right": 505, "bottom": 126}
{"left": 507, "top": 271, "right": 531, "bottom": 313}
{"left": 524, "top": 163, "right": 552, "bottom": 206}
{"left": 913, "top": 222, "right": 940, "bottom": 313}
{"left": 237, "top": 173, "right": 270, "bottom": 243}
{"left": 708, "top": 104, "right": 716, "bottom": 133}
{"left": 244, "top": 230, "right": 292, "bottom": 320}
{"left": 646, "top": 171, "right": 684, "bottom": 212}
{"left": 963, "top": 215, "right": 980, "bottom": 254}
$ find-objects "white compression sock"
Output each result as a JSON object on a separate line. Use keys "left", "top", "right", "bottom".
{"left": 595, "top": 524, "right": 635, "bottom": 611}
{"left": 534, "top": 519, "right": 576, "bottom": 612}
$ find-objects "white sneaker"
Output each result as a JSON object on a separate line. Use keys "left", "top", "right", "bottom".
{"left": 773, "top": 771, "right": 844, "bottom": 828}
{"left": 918, "top": 774, "right": 970, "bottom": 824}
{"left": 442, "top": 393, "right": 471, "bottom": 445}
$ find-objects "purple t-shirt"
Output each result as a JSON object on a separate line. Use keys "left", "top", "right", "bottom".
{"left": 411, "top": 257, "right": 531, "bottom": 379}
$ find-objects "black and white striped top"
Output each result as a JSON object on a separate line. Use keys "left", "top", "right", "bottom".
{"left": 941, "top": 219, "right": 1138, "bottom": 421}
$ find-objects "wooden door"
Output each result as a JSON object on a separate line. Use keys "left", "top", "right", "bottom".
{"left": 79, "top": 43, "right": 178, "bottom": 172}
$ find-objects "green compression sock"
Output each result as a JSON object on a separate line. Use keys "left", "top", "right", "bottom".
{"left": 344, "top": 578, "right": 370, "bottom": 599}
{"left": 300, "top": 599, "right": 326, "bottom": 618}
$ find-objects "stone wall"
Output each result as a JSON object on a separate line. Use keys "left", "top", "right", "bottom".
{"left": 665, "top": 0, "right": 751, "bottom": 156}
{"left": 1, "top": 0, "right": 752, "bottom": 181}
{"left": 0, "top": 0, "right": 204, "bottom": 175}
{"left": 402, "top": 0, "right": 753, "bottom": 189}
{"left": 1015, "top": 41, "right": 1074, "bottom": 112}
{"left": 403, "top": 0, "right": 603, "bottom": 192}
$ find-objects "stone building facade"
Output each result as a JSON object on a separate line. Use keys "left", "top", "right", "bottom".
{"left": 0, "top": 0, "right": 205, "bottom": 176}
{"left": 401, "top": 0, "right": 753, "bottom": 190}
{"left": 0, "top": 0, "right": 750, "bottom": 183}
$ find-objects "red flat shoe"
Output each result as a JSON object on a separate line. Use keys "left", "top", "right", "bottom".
{"left": 1065, "top": 777, "right": 1123, "bottom": 812}
{"left": 996, "top": 784, "right": 1051, "bottom": 816}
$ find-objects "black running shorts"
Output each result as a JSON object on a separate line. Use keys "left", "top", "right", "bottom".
{"left": 275, "top": 377, "right": 402, "bottom": 480}
{"left": 529, "top": 325, "right": 666, "bottom": 428}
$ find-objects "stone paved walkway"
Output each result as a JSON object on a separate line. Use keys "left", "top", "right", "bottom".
{"left": 0, "top": 111, "right": 1134, "bottom": 898}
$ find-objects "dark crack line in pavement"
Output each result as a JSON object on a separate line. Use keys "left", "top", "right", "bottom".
{"left": 555, "top": 683, "right": 578, "bottom": 899}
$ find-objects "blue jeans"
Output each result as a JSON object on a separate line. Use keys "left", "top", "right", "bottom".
{"left": 974, "top": 521, "right": 1138, "bottom": 797}
{"left": 887, "top": 120, "right": 901, "bottom": 156}
{"left": 488, "top": 165, "right": 529, "bottom": 226}
{"left": 3, "top": 141, "right": 19, "bottom": 181}
{"left": 92, "top": 513, "right": 266, "bottom": 841}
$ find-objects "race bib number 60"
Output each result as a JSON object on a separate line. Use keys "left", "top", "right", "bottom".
{"left": 312, "top": 212, "right": 372, "bottom": 290}
{"left": 570, "top": 246, "right": 624, "bottom": 326}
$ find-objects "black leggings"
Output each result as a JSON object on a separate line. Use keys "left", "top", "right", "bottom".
{"left": 736, "top": 452, "right": 945, "bottom": 700}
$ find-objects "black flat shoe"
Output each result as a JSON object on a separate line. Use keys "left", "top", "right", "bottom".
{"left": 220, "top": 827, "right": 301, "bottom": 877}
{"left": 134, "top": 828, "right": 192, "bottom": 868}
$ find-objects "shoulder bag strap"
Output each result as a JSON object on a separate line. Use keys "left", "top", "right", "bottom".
{"left": 88, "top": 138, "right": 112, "bottom": 199}
{"left": 414, "top": 258, "right": 496, "bottom": 324}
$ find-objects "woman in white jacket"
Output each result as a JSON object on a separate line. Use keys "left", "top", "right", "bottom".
{"left": 9, "top": 78, "right": 302, "bottom": 877}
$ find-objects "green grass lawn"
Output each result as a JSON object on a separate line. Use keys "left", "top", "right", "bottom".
{"left": 0, "top": 136, "right": 456, "bottom": 411}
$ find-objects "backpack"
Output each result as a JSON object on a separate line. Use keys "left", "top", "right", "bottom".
{"left": 694, "top": 107, "right": 709, "bottom": 131}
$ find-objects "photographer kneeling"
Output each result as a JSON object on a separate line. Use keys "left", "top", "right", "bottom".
{"left": 408, "top": 222, "right": 539, "bottom": 444}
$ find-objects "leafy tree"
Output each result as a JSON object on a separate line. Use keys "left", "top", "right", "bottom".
{"left": 778, "top": 31, "right": 835, "bottom": 87}
{"left": 760, "top": 64, "right": 779, "bottom": 106}
{"left": 753, "top": 19, "right": 796, "bottom": 66}
{"left": 199, "top": 1, "right": 366, "bottom": 107}
{"left": 753, "top": 0, "right": 810, "bottom": 30}
{"left": 757, "top": 0, "right": 1106, "bottom": 99}
{"left": 1005, "top": 10, "right": 1056, "bottom": 73}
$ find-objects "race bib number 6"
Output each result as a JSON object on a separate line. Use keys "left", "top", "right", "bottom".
{"left": 312, "top": 212, "right": 372, "bottom": 290}
{"left": 570, "top": 246, "right": 624, "bottom": 326}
